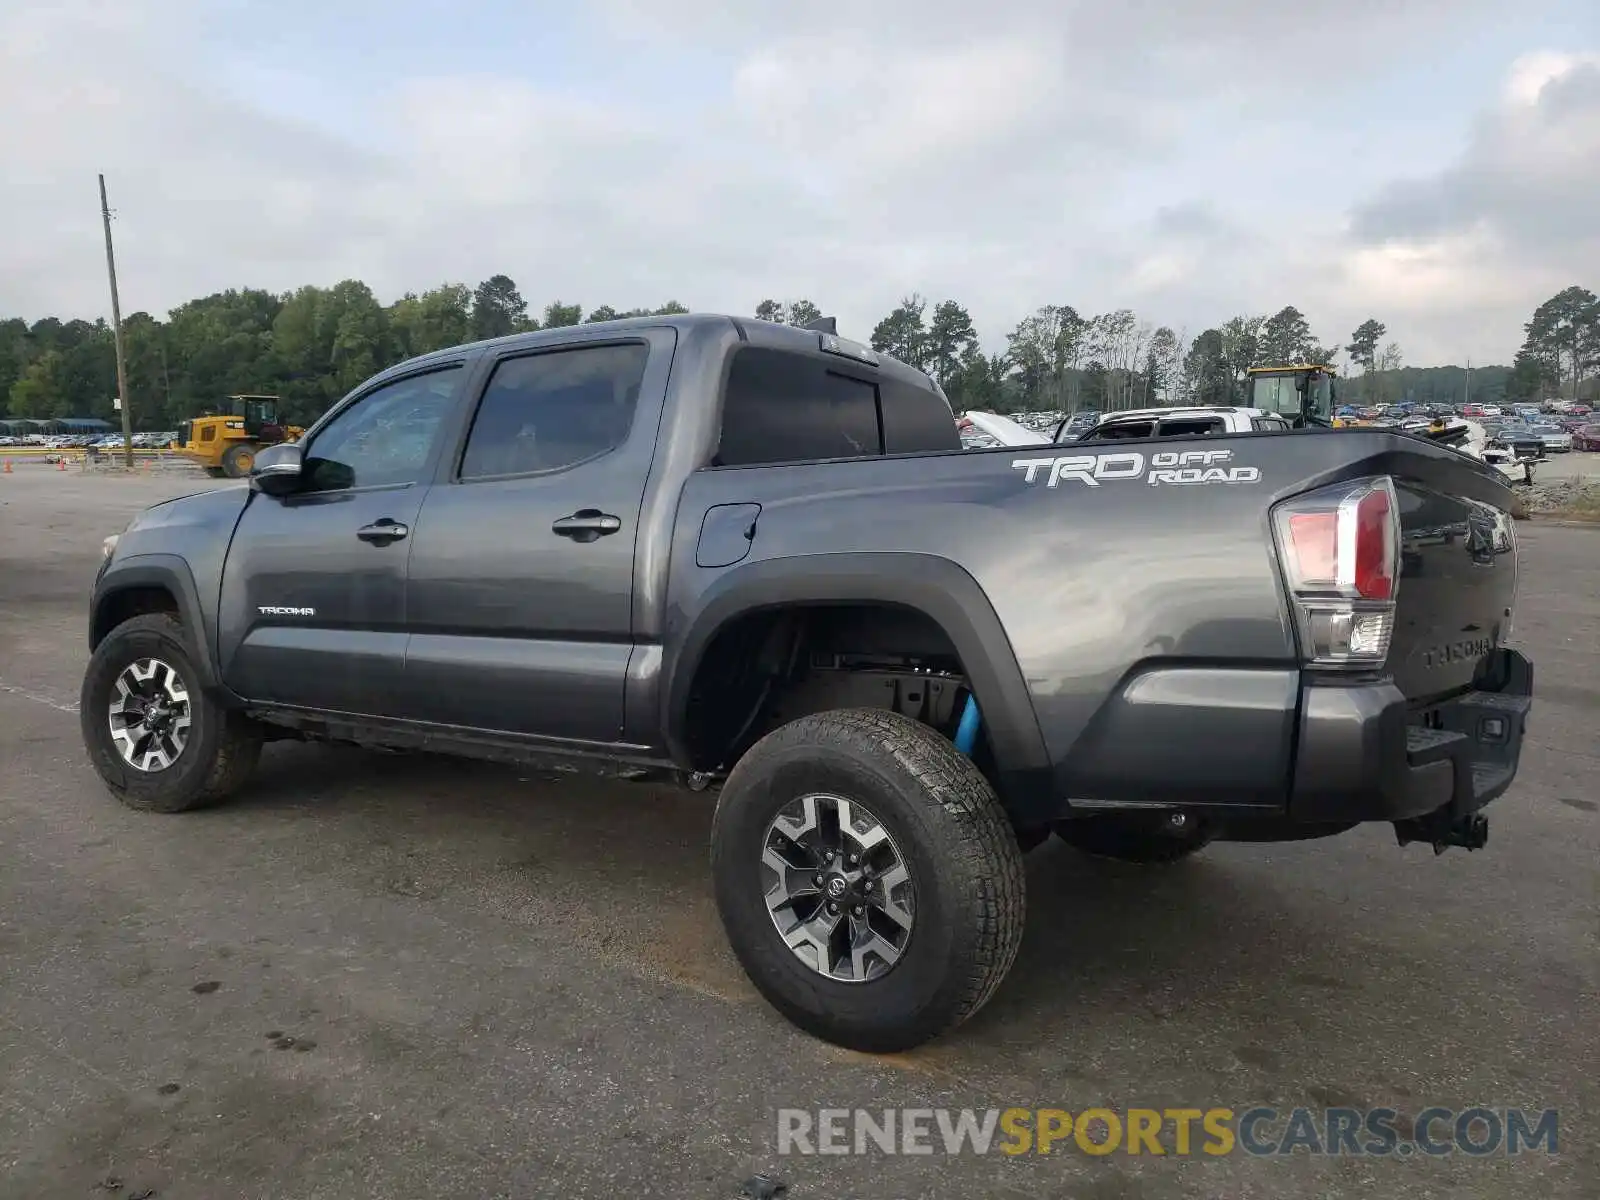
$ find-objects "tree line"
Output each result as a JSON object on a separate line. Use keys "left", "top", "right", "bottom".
{"left": 852, "top": 294, "right": 1579, "bottom": 414}
{"left": 0, "top": 276, "right": 688, "bottom": 429}
{"left": 2, "top": 275, "right": 1594, "bottom": 429}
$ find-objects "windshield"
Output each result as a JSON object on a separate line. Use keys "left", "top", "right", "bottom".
{"left": 241, "top": 398, "right": 277, "bottom": 425}
{"left": 1249, "top": 375, "right": 1299, "bottom": 416}
{"left": 1249, "top": 372, "right": 1332, "bottom": 422}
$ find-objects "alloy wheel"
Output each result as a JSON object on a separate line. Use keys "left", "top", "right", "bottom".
{"left": 107, "top": 657, "right": 192, "bottom": 772}
{"left": 760, "top": 792, "right": 916, "bottom": 983}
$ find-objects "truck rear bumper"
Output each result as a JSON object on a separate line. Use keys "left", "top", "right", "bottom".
{"left": 1289, "top": 648, "right": 1533, "bottom": 825}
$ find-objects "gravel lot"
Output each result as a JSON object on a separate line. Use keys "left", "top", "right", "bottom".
{"left": 1, "top": 463, "right": 1595, "bottom": 1200}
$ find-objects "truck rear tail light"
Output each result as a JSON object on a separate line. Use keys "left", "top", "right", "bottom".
{"left": 1272, "top": 477, "right": 1401, "bottom": 668}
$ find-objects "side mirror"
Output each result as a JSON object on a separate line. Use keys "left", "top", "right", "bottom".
{"left": 250, "top": 442, "right": 302, "bottom": 496}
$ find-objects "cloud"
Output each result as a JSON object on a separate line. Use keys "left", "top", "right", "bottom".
{"left": 1352, "top": 53, "right": 1600, "bottom": 250}
{"left": 1338, "top": 51, "right": 1600, "bottom": 359}
{"left": 0, "top": 0, "right": 398, "bottom": 317}
{"left": 0, "top": 0, "right": 1589, "bottom": 369}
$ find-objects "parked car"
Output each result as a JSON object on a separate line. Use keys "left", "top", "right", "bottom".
{"left": 1052, "top": 409, "right": 1102, "bottom": 441}
{"left": 80, "top": 313, "right": 1533, "bottom": 1052}
{"left": 1526, "top": 423, "right": 1574, "bottom": 452}
{"left": 1063, "top": 406, "right": 1292, "bottom": 441}
{"left": 1572, "top": 424, "right": 1600, "bottom": 452}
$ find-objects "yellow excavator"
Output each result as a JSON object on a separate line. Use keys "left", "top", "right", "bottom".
{"left": 173, "top": 394, "right": 305, "bottom": 478}
{"left": 1245, "top": 363, "right": 1343, "bottom": 426}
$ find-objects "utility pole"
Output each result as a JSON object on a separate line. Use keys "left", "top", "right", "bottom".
{"left": 1464, "top": 357, "right": 1472, "bottom": 408}
{"left": 159, "top": 341, "right": 172, "bottom": 408}
{"left": 99, "top": 173, "right": 135, "bottom": 469}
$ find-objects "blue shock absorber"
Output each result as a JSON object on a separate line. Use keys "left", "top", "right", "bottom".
{"left": 953, "top": 692, "right": 981, "bottom": 757}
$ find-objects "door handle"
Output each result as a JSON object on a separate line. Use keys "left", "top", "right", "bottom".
{"left": 356, "top": 518, "right": 410, "bottom": 544}
{"left": 552, "top": 509, "right": 622, "bottom": 543}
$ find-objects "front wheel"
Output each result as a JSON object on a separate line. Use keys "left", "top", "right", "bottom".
{"left": 220, "top": 443, "right": 257, "bottom": 478}
{"left": 711, "top": 708, "right": 1026, "bottom": 1052}
{"left": 80, "top": 613, "right": 263, "bottom": 812}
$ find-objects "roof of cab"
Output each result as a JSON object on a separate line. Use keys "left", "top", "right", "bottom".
{"left": 383, "top": 312, "right": 931, "bottom": 387}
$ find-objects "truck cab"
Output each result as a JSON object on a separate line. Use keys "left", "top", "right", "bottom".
{"left": 1245, "top": 363, "right": 1338, "bottom": 426}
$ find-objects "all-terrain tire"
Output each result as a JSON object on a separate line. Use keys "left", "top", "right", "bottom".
{"left": 220, "top": 443, "right": 257, "bottom": 479}
{"left": 1053, "top": 815, "right": 1215, "bottom": 864}
{"left": 710, "top": 708, "right": 1026, "bottom": 1052}
{"left": 80, "top": 613, "right": 263, "bottom": 813}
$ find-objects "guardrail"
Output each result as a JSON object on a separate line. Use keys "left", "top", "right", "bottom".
{"left": 0, "top": 445, "right": 182, "bottom": 457}
{"left": 1, "top": 447, "right": 207, "bottom": 474}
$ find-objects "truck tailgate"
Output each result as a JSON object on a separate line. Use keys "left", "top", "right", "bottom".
{"left": 1387, "top": 475, "right": 1519, "bottom": 704}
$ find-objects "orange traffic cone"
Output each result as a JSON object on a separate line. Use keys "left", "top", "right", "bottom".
{"left": 3, "top": 458, "right": 11, "bottom": 474}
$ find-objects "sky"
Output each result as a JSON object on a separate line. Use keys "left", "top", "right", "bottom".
{"left": 1, "top": 0, "right": 1596, "bottom": 367}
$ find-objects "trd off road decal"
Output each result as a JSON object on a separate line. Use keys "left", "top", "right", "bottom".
{"left": 1011, "top": 448, "right": 1260, "bottom": 488}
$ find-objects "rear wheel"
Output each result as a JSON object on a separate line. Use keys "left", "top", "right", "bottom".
{"left": 711, "top": 708, "right": 1025, "bottom": 1052}
{"left": 220, "top": 443, "right": 257, "bottom": 478}
{"left": 1053, "top": 812, "right": 1215, "bottom": 864}
{"left": 80, "top": 613, "right": 263, "bottom": 812}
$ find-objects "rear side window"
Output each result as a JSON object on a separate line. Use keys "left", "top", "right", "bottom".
{"left": 1252, "top": 417, "right": 1290, "bottom": 432}
{"left": 716, "top": 348, "right": 883, "bottom": 466}
{"left": 1084, "top": 420, "right": 1156, "bottom": 441}
{"left": 460, "top": 343, "right": 648, "bottom": 479}
{"left": 1156, "top": 418, "right": 1225, "bottom": 437}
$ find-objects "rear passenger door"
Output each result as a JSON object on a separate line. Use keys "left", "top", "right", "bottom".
{"left": 397, "top": 330, "right": 675, "bottom": 743}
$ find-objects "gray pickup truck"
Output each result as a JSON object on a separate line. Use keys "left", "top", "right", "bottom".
{"left": 81, "top": 314, "right": 1533, "bottom": 1051}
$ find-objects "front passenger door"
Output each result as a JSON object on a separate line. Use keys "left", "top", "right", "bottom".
{"left": 217, "top": 365, "right": 464, "bottom": 714}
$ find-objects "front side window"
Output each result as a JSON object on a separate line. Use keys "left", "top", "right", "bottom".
{"left": 303, "top": 367, "right": 460, "bottom": 492}
{"left": 716, "top": 348, "right": 882, "bottom": 466}
{"left": 460, "top": 343, "right": 648, "bottom": 479}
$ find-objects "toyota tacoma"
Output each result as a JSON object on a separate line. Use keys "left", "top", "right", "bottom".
{"left": 82, "top": 314, "right": 1533, "bottom": 1051}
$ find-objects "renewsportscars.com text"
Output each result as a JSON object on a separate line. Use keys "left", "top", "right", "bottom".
{"left": 776, "top": 1106, "right": 1559, "bottom": 1158}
